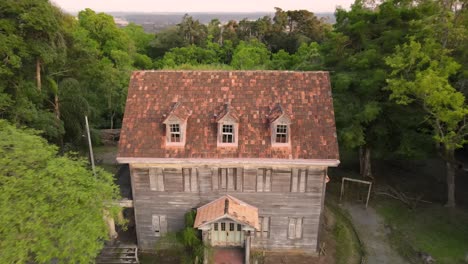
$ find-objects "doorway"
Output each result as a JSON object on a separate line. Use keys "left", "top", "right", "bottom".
{"left": 210, "top": 220, "right": 244, "bottom": 247}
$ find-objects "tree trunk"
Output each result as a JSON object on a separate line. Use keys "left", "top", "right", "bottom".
{"left": 444, "top": 147, "right": 456, "bottom": 207}
{"left": 36, "top": 59, "right": 41, "bottom": 91}
{"left": 359, "top": 145, "right": 373, "bottom": 179}
{"left": 54, "top": 94, "right": 64, "bottom": 148}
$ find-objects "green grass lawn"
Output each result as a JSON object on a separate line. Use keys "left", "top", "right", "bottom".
{"left": 375, "top": 198, "right": 468, "bottom": 264}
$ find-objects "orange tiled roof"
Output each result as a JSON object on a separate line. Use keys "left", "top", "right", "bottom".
{"left": 118, "top": 70, "right": 339, "bottom": 160}
{"left": 194, "top": 195, "right": 259, "bottom": 229}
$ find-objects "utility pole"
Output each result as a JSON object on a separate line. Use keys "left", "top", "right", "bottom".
{"left": 85, "top": 116, "right": 96, "bottom": 177}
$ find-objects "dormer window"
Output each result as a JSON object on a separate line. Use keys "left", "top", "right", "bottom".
{"left": 269, "top": 103, "right": 292, "bottom": 147}
{"left": 275, "top": 125, "right": 288, "bottom": 143}
{"left": 216, "top": 103, "right": 239, "bottom": 147}
{"left": 163, "top": 102, "right": 191, "bottom": 147}
{"left": 222, "top": 124, "right": 235, "bottom": 143}
{"left": 169, "top": 124, "right": 181, "bottom": 142}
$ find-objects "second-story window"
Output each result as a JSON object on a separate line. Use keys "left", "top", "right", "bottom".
{"left": 275, "top": 125, "right": 288, "bottom": 143}
{"left": 169, "top": 124, "right": 181, "bottom": 142}
{"left": 222, "top": 124, "right": 235, "bottom": 143}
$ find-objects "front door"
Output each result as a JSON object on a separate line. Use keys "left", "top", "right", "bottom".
{"left": 211, "top": 220, "right": 244, "bottom": 247}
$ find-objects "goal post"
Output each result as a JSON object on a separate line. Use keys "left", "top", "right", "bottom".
{"left": 339, "top": 177, "right": 372, "bottom": 208}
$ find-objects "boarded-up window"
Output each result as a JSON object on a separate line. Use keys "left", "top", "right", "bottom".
{"left": 291, "top": 169, "right": 307, "bottom": 193}
{"left": 287, "top": 217, "right": 303, "bottom": 239}
{"left": 182, "top": 168, "right": 198, "bottom": 192}
{"left": 256, "top": 216, "right": 270, "bottom": 238}
{"left": 215, "top": 168, "right": 242, "bottom": 191}
{"left": 256, "top": 169, "right": 272, "bottom": 192}
{"left": 149, "top": 168, "right": 165, "bottom": 191}
{"left": 152, "top": 215, "right": 167, "bottom": 237}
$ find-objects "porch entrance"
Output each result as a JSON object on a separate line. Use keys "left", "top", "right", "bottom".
{"left": 211, "top": 221, "right": 245, "bottom": 247}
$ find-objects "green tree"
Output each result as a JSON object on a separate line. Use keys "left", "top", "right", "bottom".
{"left": 0, "top": 120, "right": 121, "bottom": 263}
{"left": 386, "top": 38, "right": 465, "bottom": 207}
{"left": 323, "top": 0, "right": 432, "bottom": 178}
{"left": 231, "top": 40, "right": 270, "bottom": 69}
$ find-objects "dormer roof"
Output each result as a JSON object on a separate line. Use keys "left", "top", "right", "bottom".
{"left": 268, "top": 103, "right": 292, "bottom": 124}
{"left": 162, "top": 102, "right": 191, "bottom": 124}
{"left": 216, "top": 103, "right": 239, "bottom": 123}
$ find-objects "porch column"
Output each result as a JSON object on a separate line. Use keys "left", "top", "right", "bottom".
{"left": 202, "top": 230, "right": 210, "bottom": 264}
{"left": 245, "top": 231, "right": 251, "bottom": 264}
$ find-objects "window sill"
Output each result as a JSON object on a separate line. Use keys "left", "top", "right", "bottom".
{"left": 217, "top": 143, "right": 239, "bottom": 148}
{"left": 271, "top": 143, "right": 291, "bottom": 148}
{"left": 165, "top": 142, "right": 186, "bottom": 148}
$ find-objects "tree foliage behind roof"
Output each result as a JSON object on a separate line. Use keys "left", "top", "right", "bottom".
{"left": 0, "top": 120, "right": 120, "bottom": 263}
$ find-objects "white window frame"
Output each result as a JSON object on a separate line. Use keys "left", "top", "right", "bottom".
{"left": 217, "top": 122, "right": 239, "bottom": 147}
{"left": 275, "top": 124, "right": 288, "bottom": 143}
{"left": 165, "top": 120, "right": 187, "bottom": 147}
{"left": 271, "top": 122, "right": 291, "bottom": 147}
{"left": 169, "top": 123, "right": 181, "bottom": 142}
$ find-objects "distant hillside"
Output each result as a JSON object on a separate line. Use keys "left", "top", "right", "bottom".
{"left": 106, "top": 12, "right": 336, "bottom": 33}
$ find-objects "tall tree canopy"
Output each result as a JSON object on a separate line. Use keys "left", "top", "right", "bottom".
{"left": 0, "top": 120, "right": 121, "bottom": 263}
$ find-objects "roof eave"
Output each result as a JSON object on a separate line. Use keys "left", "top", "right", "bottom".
{"left": 117, "top": 157, "right": 340, "bottom": 167}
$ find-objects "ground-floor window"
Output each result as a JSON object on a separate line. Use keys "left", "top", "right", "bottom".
{"left": 287, "top": 217, "right": 303, "bottom": 239}
{"left": 256, "top": 216, "right": 270, "bottom": 238}
{"left": 152, "top": 215, "right": 167, "bottom": 237}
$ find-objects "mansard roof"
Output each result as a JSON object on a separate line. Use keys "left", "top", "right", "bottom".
{"left": 118, "top": 70, "right": 339, "bottom": 161}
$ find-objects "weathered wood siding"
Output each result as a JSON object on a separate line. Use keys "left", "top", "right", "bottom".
{"left": 130, "top": 164, "right": 326, "bottom": 252}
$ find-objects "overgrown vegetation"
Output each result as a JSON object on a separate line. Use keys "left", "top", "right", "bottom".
{"left": 375, "top": 198, "right": 468, "bottom": 264}
{"left": 327, "top": 202, "right": 364, "bottom": 264}
{"left": 155, "top": 211, "right": 209, "bottom": 264}
{"left": 0, "top": 120, "right": 122, "bottom": 263}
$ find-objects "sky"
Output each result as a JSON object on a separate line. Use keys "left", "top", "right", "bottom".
{"left": 51, "top": 0, "right": 355, "bottom": 13}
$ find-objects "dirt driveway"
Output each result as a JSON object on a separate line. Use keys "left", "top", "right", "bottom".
{"left": 344, "top": 202, "right": 408, "bottom": 264}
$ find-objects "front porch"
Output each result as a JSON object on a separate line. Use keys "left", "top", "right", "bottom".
{"left": 194, "top": 195, "right": 259, "bottom": 264}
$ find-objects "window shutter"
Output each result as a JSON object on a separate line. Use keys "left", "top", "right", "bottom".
{"left": 263, "top": 217, "right": 270, "bottom": 238}
{"left": 227, "top": 168, "right": 235, "bottom": 190}
{"left": 291, "top": 169, "right": 298, "bottom": 192}
{"left": 288, "top": 218, "right": 296, "bottom": 239}
{"left": 149, "top": 168, "right": 157, "bottom": 191}
{"left": 264, "top": 169, "right": 271, "bottom": 192}
{"left": 256, "top": 217, "right": 263, "bottom": 237}
{"left": 152, "top": 215, "right": 161, "bottom": 237}
{"left": 295, "top": 218, "right": 303, "bottom": 238}
{"left": 256, "top": 171, "right": 264, "bottom": 192}
{"left": 212, "top": 168, "right": 219, "bottom": 190}
{"left": 220, "top": 169, "right": 227, "bottom": 189}
{"left": 157, "top": 168, "right": 165, "bottom": 191}
{"left": 160, "top": 215, "right": 168, "bottom": 234}
{"left": 236, "top": 168, "right": 243, "bottom": 191}
{"left": 299, "top": 170, "right": 306, "bottom": 193}
{"left": 150, "top": 168, "right": 164, "bottom": 191}
{"left": 191, "top": 168, "right": 198, "bottom": 192}
{"left": 183, "top": 168, "right": 191, "bottom": 192}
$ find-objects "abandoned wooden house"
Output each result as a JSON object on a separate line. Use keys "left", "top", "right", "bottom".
{"left": 117, "top": 70, "right": 340, "bottom": 259}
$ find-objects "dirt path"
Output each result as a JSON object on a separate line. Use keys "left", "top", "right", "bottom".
{"left": 343, "top": 203, "right": 408, "bottom": 264}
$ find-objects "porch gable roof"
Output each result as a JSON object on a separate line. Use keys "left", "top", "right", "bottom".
{"left": 194, "top": 195, "right": 260, "bottom": 230}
